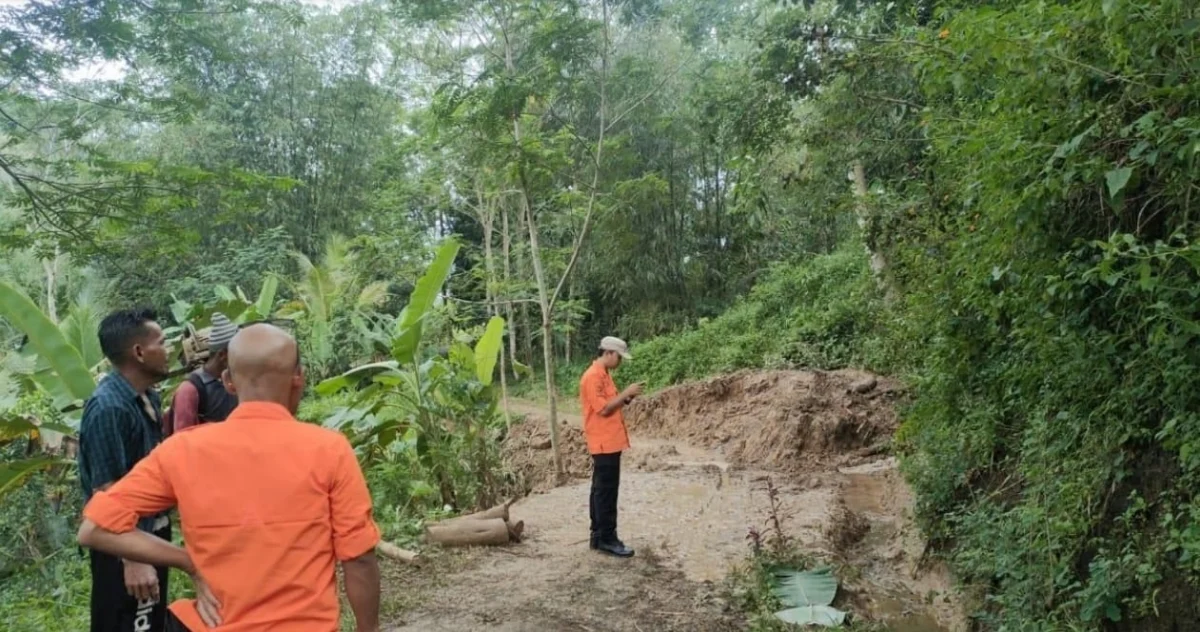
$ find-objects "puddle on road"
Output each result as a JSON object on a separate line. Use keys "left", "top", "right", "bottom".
{"left": 838, "top": 459, "right": 960, "bottom": 632}
{"left": 842, "top": 472, "right": 888, "bottom": 515}
{"left": 872, "top": 593, "right": 950, "bottom": 632}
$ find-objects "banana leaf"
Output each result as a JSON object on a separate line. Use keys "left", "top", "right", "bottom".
{"left": 59, "top": 304, "right": 104, "bottom": 370}
{"left": 474, "top": 316, "right": 505, "bottom": 386}
{"left": 316, "top": 361, "right": 402, "bottom": 396}
{"left": 0, "top": 456, "right": 66, "bottom": 498}
{"left": 0, "top": 281, "right": 95, "bottom": 404}
{"left": 770, "top": 567, "right": 847, "bottom": 627}
{"left": 775, "top": 606, "right": 847, "bottom": 626}
{"left": 256, "top": 275, "right": 280, "bottom": 317}
{"left": 771, "top": 567, "right": 838, "bottom": 608}
{"left": 393, "top": 239, "right": 460, "bottom": 365}
{"left": 0, "top": 415, "right": 77, "bottom": 440}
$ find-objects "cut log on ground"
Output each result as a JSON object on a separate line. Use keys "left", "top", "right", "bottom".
{"left": 507, "top": 519, "right": 525, "bottom": 543}
{"left": 377, "top": 541, "right": 420, "bottom": 565}
{"left": 437, "top": 498, "right": 518, "bottom": 527}
{"left": 426, "top": 517, "right": 512, "bottom": 547}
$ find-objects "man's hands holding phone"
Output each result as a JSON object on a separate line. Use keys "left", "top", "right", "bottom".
{"left": 621, "top": 383, "right": 644, "bottom": 402}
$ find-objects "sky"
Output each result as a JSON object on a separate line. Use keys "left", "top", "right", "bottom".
{"left": 0, "top": 0, "right": 360, "bottom": 6}
{"left": 1, "top": 0, "right": 366, "bottom": 82}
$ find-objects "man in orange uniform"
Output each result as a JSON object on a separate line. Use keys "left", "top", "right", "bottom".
{"left": 579, "top": 336, "right": 643, "bottom": 558}
{"left": 78, "top": 323, "right": 382, "bottom": 632}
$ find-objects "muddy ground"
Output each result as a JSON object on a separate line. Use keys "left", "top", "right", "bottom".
{"left": 382, "top": 370, "right": 966, "bottom": 631}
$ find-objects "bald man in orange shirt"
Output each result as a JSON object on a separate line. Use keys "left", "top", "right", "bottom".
{"left": 579, "top": 336, "right": 643, "bottom": 558}
{"left": 78, "top": 324, "right": 381, "bottom": 632}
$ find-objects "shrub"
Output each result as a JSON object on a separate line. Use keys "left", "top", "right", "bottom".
{"left": 621, "top": 247, "right": 886, "bottom": 390}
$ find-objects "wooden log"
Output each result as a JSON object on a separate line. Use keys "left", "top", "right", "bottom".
{"left": 437, "top": 497, "right": 518, "bottom": 527}
{"left": 377, "top": 541, "right": 420, "bottom": 565}
{"left": 426, "top": 518, "right": 511, "bottom": 547}
{"left": 507, "top": 519, "right": 525, "bottom": 543}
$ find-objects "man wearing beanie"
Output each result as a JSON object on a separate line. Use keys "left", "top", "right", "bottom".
{"left": 167, "top": 312, "right": 239, "bottom": 434}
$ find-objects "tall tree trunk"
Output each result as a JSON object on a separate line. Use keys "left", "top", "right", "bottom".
{"left": 517, "top": 166, "right": 562, "bottom": 476}
{"left": 852, "top": 161, "right": 889, "bottom": 292}
{"left": 478, "top": 186, "right": 511, "bottom": 428}
{"left": 500, "top": 0, "right": 615, "bottom": 477}
{"left": 501, "top": 203, "right": 519, "bottom": 379}
{"left": 501, "top": 8, "right": 563, "bottom": 475}
{"left": 520, "top": 303, "right": 534, "bottom": 367}
{"left": 42, "top": 245, "right": 58, "bottom": 323}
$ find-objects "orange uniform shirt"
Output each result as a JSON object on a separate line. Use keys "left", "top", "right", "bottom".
{"left": 580, "top": 360, "right": 630, "bottom": 455}
{"left": 83, "top": 401, "right": 380, "bottom": 632}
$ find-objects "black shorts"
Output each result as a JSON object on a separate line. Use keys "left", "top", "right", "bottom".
{"left": 88, "top": 523, "right": 172, "bottom": 632}
{"left": 165, "top": 612, "right": 189, "bottom": 632}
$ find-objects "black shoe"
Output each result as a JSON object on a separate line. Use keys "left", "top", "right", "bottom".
{"left": 589, "top": 533, "right": 599, "bottom": 550}
{"left": 596, "top": 539, "right": 635, "bottom": 558}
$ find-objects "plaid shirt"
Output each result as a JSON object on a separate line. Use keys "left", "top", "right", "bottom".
{"left": 78, "top": 371, "right": 167, "bottom": 532}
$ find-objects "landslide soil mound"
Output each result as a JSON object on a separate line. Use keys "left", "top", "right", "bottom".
{"left": 625, "top": 369, "right": 903, "bottom": 471}
{"left": 503, "top": 415, "right": 591, "bottom": 492}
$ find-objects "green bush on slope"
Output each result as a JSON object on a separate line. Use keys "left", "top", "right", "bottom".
{"left": 620, "top": 247, "right": 886, "bottom": 390}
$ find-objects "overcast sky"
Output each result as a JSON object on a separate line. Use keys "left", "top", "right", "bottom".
{"left": 0, "top": 0, "right": 366, "bottom": 82}
{"left": 0, "top": 0, "right": 360, "bottom": 6}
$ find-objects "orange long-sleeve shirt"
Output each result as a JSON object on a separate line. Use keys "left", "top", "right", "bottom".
{"left": 580, "top": 360, "right": 630, "bottom": 455}
{"left": 83, "top": 401, "right": 380, "bottom": 631}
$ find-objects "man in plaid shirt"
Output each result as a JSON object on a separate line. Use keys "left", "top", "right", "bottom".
{"left": 78, "top": 308, "right": 173, "bottom": 632}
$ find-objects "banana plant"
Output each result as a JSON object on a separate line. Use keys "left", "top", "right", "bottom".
{"left": 278, "top": 236, "right": 391, "bottom": 378}
{"left": 392, "top": 239, "right": 460, "bottom": 365}
{"left": 0, "top": 281, "right": 95, "bottom": 411}
{"left": 0, "top": 281, "right": 96, "bottom": 498}
{"left": 316, "top": 240, "right": 507, "bottom": 510}
{"left": 168, "top": 274, "right": 281, "bottom": 333}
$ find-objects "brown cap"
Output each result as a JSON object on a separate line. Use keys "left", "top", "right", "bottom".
{"left": 599, "top": 336, "right": 632, "bottom": 360}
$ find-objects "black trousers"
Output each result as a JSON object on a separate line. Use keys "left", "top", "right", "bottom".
{"left": 590, "top": 451, "right": 622, "bottom": 540}
{"left": 89, "top": 524, "right": 171, "bottom": 632}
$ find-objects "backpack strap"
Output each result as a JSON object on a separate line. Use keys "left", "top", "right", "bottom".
{"left": 164, "top": 372, "right": 210, "bottom": 436}
{"left": 187, "top": 372, "right": 209, "bottom": 421}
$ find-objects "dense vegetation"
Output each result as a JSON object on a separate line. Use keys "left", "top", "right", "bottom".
{"left": 2, "top": 0, "right": 1199, "bottom": 630}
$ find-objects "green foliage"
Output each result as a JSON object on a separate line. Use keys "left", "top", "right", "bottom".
{"left": 318, "top": 240, "right": 511, "bottom": 532}
{"left": 0, "top": 479, "right": 89, "bottom": 632}
{"left": 474, "top": 316, "right": 505, "bottom": 386}
{"left": 621, "top": 248, "right": 885, "bottom": 390}
{"left": 0, "top": 281, "right": 95, "bottom": 410}
{"left": 157, "top": 227, "right": 295, "bottom": 310}
{"left": 0, "top": 455, "right": 66, "bottom": 499}
{"left": 281, "top": 235, "right": 400, "bottom": 380}
{"left": 0, "top": 397, "right": 88, "bottom": 631}
{"left": 727, "top": 539, "right": 874, "bottom": 631}
{"left": 392, "top": 240, "right": 460, "bottom": 366}
{"left": 858, "top": 0, "right": 1200, "bottom": 628}
{"left": 57, "top": 304, "right": 104, "bottom": 372}
{"left": 770, "top": 568, "right": 846, "bottom": 626}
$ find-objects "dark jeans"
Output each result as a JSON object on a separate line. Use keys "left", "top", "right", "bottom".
{"left": 89, "top": 524, "right": 171, "bottom": 632}
{"left": 590, "top": 451, "right": 622, "bottom": 540}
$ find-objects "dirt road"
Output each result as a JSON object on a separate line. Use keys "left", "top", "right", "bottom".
{"left": 389, "top": 371, "right": 965, "bottom": 631}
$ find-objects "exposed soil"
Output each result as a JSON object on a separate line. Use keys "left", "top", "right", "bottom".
{"left": 625, "top": 369, "right": 903, "bottom": 472}
{"left": 388, "top": 371, "right": 966, "bottom": 632}
{"left": 502, "top": 408, "right": 592, "bottom": 491}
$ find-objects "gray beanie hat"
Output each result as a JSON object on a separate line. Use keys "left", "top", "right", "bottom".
{"left": 208, "top": 312, "right": 238, "bottom": 352}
